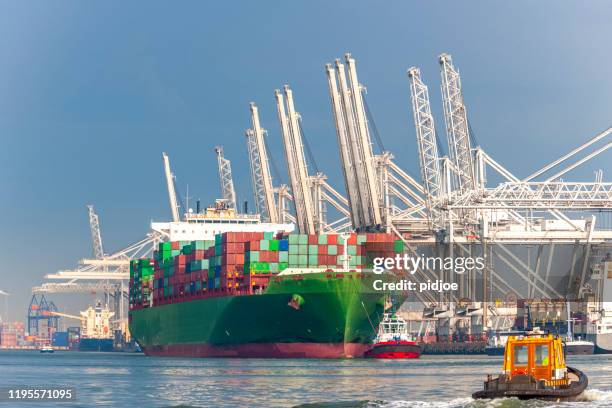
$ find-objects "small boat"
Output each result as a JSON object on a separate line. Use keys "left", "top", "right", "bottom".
{"left": 473, "top": 328, "right": 588, "bottom": 401}
{"left": 40, "top": 346, "right": 54, "bottom": 353}
{"left": 564, "top": 301, "right": 594, "bottom": 355}
{"left": 364, "top": 313, "right": 421, "bottom": 359}
{"left": 564, "top": 338, "right": 594, "bottom": 355}
{"left": 485, "top": 330, "right": 526, "bottom": 356}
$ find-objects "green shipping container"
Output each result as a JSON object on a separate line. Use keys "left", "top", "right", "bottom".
{"left": 289, "top": 244, "right": 299, "bottom": 253}
{"left": 269, "top": 240, "right": 279, "bottom": 251}
{"left": 394, "top": 240, "right": 405, "bottom": 252}
{"left": 298, "top": 235, "right": 308, "bottom": 245}
{"left": 260, "top": 240, "right": 270, "bottom": 250}
{"left": 298, "top": 245, "right": 307, "bottom": 255}
{"left": 318, "top": 235, "right": 328, "bottom": 245}
{"left": 288, "top": 235, "right": 300, "bottom": 244}
{"left": 263, "top": 232, "right": 274, "bottom": 240}
{"left": 289, "top": 254, "right": 299, "bottom": 265}
{"left": 308, "top": 245, "right": 318, "bottom": 255}
{"left": 328, "top": 245, "right": 338, "bottom": 255}
{"left": 279, "top": 251, "right": 288, "bottom": 262}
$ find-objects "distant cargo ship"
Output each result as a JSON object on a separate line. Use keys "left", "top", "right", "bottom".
{"left": 77, "top": 302, "right": 116, "bottom": 352}
{"left": 129, "top": 204, "right": 405, "bottom": 358}
{"left": 53, "top": 301, "right": 117, "bottom": 352}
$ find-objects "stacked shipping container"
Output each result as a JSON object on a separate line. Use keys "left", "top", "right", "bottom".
{"left": 129, "top": 232, "right": 404, "bottom": 310}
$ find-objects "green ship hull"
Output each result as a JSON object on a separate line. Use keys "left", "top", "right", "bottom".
{"left": 129, "top": 271, "right": 394, "bottom": 358}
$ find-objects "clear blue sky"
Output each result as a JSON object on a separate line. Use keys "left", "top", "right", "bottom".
{"left": 1, "top": 1, "right": 611, "bottom": 322}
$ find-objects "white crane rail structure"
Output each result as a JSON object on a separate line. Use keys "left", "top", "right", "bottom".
{"left": 214, "top": 146, "right": 237, "bottom": 210}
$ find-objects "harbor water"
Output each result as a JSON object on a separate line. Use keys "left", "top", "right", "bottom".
{"left": 0, "top": 350, "right": 610, "bottom": 407}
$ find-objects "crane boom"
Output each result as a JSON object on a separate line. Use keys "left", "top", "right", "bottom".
{"left": 86, "top": 205, "right": 104, "bottom": 260}
{"left": 345, "top": 54, "right": 382, "bottom": 228}
{"left": 325, "top": 63, "right": 361, "bottom": 228}
{"left": 162, "top": 152, "right": 180, "bottom": 222}
{"left": 327, "top": 54, "right": 382, "bottom": 230}
{"left": 407, "top": 67, "right": 442, "bottom": 227}
{"left": 246, "top": 102, "right": 279, "bottom": 223}
{"left": 214, "top": 146, "right": 237, "bottom": 210}
{"left": 439, "top": 53, "right": 475, "bottom": 193}
{"left": 49, "top": 311, "right": 82, "bottom": 320}
{"left": 275, "top": 87, "right": 316, "bottom": 234}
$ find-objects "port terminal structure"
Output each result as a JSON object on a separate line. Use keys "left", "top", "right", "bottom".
{"left": 34, "top": 52, "right": 612, "bottom": 344}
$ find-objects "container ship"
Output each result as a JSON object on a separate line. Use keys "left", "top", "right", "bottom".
{"left": 129, "top": 207, "right": 405, "bottom": 358}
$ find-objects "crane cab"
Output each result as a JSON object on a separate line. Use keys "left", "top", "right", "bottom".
{"left": 503, "top": 331, "right": 568, "bottom": 385}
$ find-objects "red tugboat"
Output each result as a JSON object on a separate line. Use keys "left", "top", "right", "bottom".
{"left": 364, "top": 313, "right": 421, "bottom": 359}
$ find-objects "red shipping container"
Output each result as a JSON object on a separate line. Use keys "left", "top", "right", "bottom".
{"left": 250, "top": 240, "right": 260, "bottom": 251}
{"left": 327, "top": 234, "right": 338, "bottom": 245}
{"left": 308, "top": 235, "right": 318, "bottom": 244}
{"left": 236, "top": 253, "right": 245, "bottom": 264}
{"left": 318, "top": 245, "right": 328, "bottom": 255}
{"left": 347, "top": 234, "right": 357, "bottom": 245}
{"left": 171, "top": 241, "right": 180, "bottom": 250}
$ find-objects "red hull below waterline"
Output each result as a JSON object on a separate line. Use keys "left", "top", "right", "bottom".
{"left": 142, "top": 342, "right": 372, "bottom": 358}
{"left": 364, "top": 341, "right": 421, "bottom": 359}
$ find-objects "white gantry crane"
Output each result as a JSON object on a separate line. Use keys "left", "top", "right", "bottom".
{"left": 439, "top": 53, "right": 476, "bottom": 195}
{"left": 275, "top": 86, "right": 317, "bottom": 234}
{"left": 325, "top": 54, "right": 382, "bottom": 231}
{"left": 162, "top": 152, "right": 181, "bottom": 222}
{"left": 407, "top": 67, "right": 443, "bottom": 228}
{"left": 214, "top": 146, "right": 237, "bottom": 210}
{"left": 246, "top": 102, "right": 280, "bottom": 223}
{"left": 274, "top": 86, "right": 351, "bottom": 234}
{"left": 87, "top": 204, "right": 104, "bottom": 259}
{"left": 326, "top": 54, "right": 429, "bottom": 233}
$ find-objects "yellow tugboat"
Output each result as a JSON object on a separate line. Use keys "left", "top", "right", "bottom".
{"left": 473, "top": 328, "right": 588, "bottom": 401}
